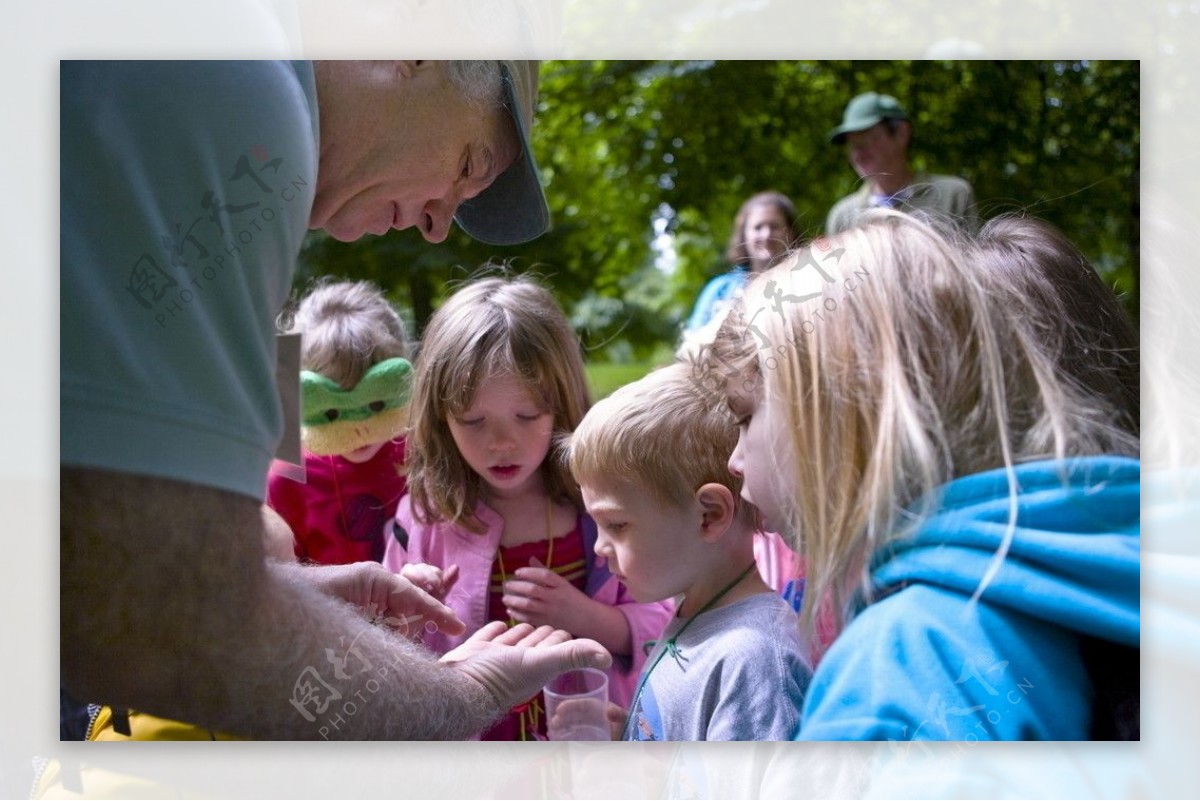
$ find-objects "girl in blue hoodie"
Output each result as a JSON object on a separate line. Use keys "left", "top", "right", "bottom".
{"left": 709, "top": 212, "right": 1139, "bottom": 741}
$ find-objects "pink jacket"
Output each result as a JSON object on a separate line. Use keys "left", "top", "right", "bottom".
{"left": 753, "top": 530, "right": 802, "bottom": 596}
{"left": 382, "top": 495, "right": 674, "bottom": 708}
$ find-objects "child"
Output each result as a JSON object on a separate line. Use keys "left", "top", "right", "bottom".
{"left": 567, "top": 362, "right": 812, "bottom": 741}
{"left": 709, "top": 211, "right": 1140, "bottom": 740}
{"left": 268, "top": 279, "right": 413, "bottom": 565}
{"left": 974, "top": 215, "right": 1139, "bottom": 438}
{"left": 382, "top": 274, "right": 673, "bottom": 740}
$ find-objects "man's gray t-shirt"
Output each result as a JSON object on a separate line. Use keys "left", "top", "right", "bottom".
{"left": 624, "top": 592, "right": 811, "bottom": 741}
{"left": 61, "top": 61, "right": 318, "bottom": 502}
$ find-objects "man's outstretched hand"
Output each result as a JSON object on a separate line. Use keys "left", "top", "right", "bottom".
{"left": 297, "top": 560, "right": 467, "bottom": 640}
{"left": 441, "top": 621, "right": 612, "bottom": 715}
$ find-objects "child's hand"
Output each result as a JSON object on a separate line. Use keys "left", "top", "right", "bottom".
{"left": 503, "top": 557, "right": 594, "bottom": 635}
{"left": 606, "top": 702, "right": 628, "bottom": 741}
{"left": 400, "top": 562, "right": 460, "bottom": 602}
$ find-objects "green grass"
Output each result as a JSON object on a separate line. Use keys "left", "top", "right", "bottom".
{"left": 584, "top": 361, "right": 659, "bottom": 400}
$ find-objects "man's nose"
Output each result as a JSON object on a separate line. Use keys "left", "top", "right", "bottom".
{"left": 418, "top": 194, "right": 460, "bottom": 243}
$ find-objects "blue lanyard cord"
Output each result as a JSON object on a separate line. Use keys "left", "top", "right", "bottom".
{"left": 620, "top": 561, "right": 759, "bottom": 741}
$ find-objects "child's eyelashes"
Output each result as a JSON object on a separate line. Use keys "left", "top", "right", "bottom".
{"left": 453, "top": 411, "right": 548, "bottom": 427}
{"left": 726, "top": 406, "right": 752, "bottom": 428}
{"left": 726, "top": 396, "right": 754, "bottom": 428}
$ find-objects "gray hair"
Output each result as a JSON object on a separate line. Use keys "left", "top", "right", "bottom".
{"left": 442, "top": 60, "right": 504, "bottom": 109}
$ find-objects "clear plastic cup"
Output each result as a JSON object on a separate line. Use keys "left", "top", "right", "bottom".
{"left": 543, "top": 668, "right": 610, "bottom": 741}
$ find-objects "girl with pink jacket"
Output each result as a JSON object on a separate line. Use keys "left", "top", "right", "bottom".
{"left": 382, "top": 274, "right": 673, "bottom": 740}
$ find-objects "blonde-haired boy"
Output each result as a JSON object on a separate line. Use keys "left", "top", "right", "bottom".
{"left": 568, "top": 362, "right": 811, "bottom": 741}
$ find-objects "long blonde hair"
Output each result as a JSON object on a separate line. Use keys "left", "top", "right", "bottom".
{"left": 709, "top": 211, "right": 1138, "bottom": 639}
{"left": 406, "top": 274, "right": 591, "bottom": 532}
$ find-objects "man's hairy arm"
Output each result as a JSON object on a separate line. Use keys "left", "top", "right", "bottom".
{"left": 60, "top": 467, "right": 597, "bottom": 739}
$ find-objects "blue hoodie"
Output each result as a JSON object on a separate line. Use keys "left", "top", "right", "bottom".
{"left": 796, "top": 456, "right": 1140, "bottom": 741}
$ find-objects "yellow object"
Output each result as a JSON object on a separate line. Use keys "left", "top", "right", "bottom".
{"left": 87, "top": 705, "right": 242, "bottom": 741}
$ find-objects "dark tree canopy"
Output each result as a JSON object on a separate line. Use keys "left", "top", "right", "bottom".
{"left": 298, "top": 60, "right": 1139, "bottom": 362}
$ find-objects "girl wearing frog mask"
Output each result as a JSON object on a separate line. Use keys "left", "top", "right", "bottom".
{"left": 268, "top": 279, "right": 414, "bottom": 565}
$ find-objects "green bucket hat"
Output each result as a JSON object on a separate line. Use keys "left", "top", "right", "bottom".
{"left": 828, "top": 92, "right": 909, "bottom": 144}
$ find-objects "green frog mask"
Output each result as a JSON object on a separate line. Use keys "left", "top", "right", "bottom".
{"left": 299, "top": 357, "right": 413, "bottom": 456}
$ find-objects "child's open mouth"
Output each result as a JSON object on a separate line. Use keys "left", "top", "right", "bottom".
{"left": 489, "top": 465, "right": 520, "bottom": 479}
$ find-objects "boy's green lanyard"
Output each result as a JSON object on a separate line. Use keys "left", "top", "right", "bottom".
{"left": 620, "top": 561, "right": 759, "bottom": 741}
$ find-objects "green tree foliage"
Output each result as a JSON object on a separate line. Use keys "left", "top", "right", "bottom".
{"left": 297, "top": 60, "right": 1139, "bottom": 355}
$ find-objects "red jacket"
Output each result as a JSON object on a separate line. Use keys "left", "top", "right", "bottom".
{"left": 267, "top": 438, "right": 407, "bottom": 565}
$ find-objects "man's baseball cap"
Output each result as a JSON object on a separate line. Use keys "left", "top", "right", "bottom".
{"left": 827, "top": 92, "right": 909, "bottom": 144}
{"left": 454, "top": 60, "right": 552, "bottom": 246}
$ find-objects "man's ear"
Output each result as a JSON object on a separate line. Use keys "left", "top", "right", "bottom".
{"left": 895, "top": 120, "right": 913, "bottom": 149}
{"left": 695, "top": 483, "right": 735, "bottom": 543}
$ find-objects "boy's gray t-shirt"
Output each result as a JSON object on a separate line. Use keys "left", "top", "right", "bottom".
{"left": 624, "top": 591, "right": 811, "bottom": 741}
